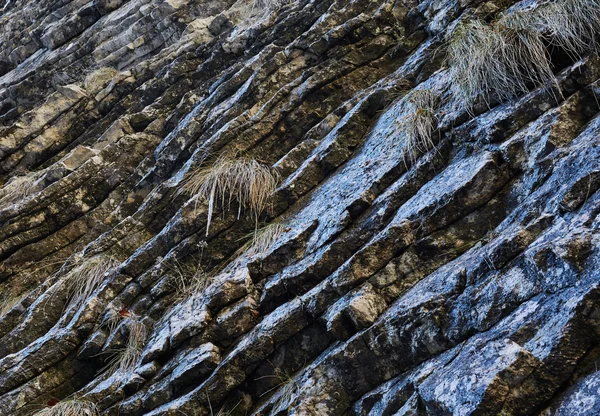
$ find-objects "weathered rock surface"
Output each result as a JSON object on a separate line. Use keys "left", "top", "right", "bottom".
{"left": 1, "top": 0, "right": 600, "bottom": 414}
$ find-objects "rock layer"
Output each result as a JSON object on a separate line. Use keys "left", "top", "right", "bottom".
{"left": 1, "top": 0, "right": 600, "bottom": 415}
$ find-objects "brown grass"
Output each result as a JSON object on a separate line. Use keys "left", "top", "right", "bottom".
{"left": 240, "top": 222, "right": 286, "bottom": 258}
{"left": 33, "top": 398, "right": 99, "bottom": 416}
{"left": 446, "top": 17, "right": 554, "bottom": 109}
{"left": 84, "top": 67, "right": 120, "bottom": 95}
{"left": 398, "top": 89, "right": 440, "bottom": 165}
{"left": 165, "top": 259, "right": 212, "bottom": 299}
{"left": 104, "top": 313, "right": 148, "bottom": 375}
{"left": 66, "top": 256, "right": 119, "bottom": 309}
{"left": 181, "top": 155, "right": 279, "bottom": 236}
{"left": 0, "top": 171, "right": 42, "bottom": 208}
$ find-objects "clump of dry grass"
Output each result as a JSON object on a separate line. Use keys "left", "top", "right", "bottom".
{"left": 181, "top": 155, "right": 279, "bottom": 236}
{"left": 446, "top": 17, "right": 554, "bottom": 109}
{"left": 389, "top": 78, "right": 414, "bottom": 101}
{"left": 251, "top": 0, "right": 291, "bottom": 11}
{"left": 104, "top": 312, "right": 148, "bottom": 375}
{"left": 398, "top": 89, "right": 440, "bottom": 165}
{"left": 529, "top": 0, "right": 600, "bottom": 58}
{"left": 34, "top": 398, "right": 98, "bottom": 416}
{"left": 0, "top": 293, "right": 20, "bottom": 318}
{"left": 84, "top": 67, "right": 119, "bottom": 95}
{"left": 65, "top": 256, "right": 118, "bottom": 309}
{"left": 270, "top": 378, "right": 300, "bottom": 414}
{"left": 165, "top": 259, "right": 212, "bottom": 299}
{"left": 102, "top": 307, "right": 122, "bottom": 334}
{"left": 446, "top": 0, "right": 600, "bottom": 109}
{"left": 240, "top": 222, "right": 287, "bottom": 258}
{"left": 0, "top": 171, "right": 42, "bottom": 208}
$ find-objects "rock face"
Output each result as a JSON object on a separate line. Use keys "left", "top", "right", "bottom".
{"left": 1, "top": 0, "right": 600, "bottom": 415}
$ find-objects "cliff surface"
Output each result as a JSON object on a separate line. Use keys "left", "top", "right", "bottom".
{"left": 1, "top": 0, "right": 600, "bottom": 415}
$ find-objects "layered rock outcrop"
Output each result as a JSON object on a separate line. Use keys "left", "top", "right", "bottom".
{"left": 1, "top": 0, "right": 600, "bottom": 415}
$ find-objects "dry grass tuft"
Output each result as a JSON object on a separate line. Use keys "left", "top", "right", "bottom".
{"left": 530, "top": 0, "right": 600, "bottom": 58}
{"left": 34, "top": 398, "right": 98, "bottom": 416}
{"left": 104, "top": 313, "right": 148, "bottom": 375}
{"left": 270, "top": 378, "right": 300, "bottom": 415}
{"left": 446, "top": 17, "right": 554, "bottom": 108}
{"left": 0, "top": 293, "right": 20, "bottom": 318}
{"left": 0, "top": 171, "right": 42, "bottom": 208}
{"left": 207, "top": 399, "right": 242, "bottom": 416}
{"left": 389, "top": 78, "right": 414, "bottom": 101}
{"left": 240, "top": 222, "right": 287, "bottom": 258}
{"left": 84, "top": 67, "right": 119, "bottom": 95}
{"left": 181, "top": 155, "right": 279, "bottom": 236}
{"left": 66, "top": 256, "right": 118, "bottom": 309}
{"left": 251, "top": 0, "right": 291, "bottom": 11}
{"left": 446, "top": 0, "right": 600, "bottom": 109}
{"left": 258, "top": 368, "right": 300, "bottom": 415}
{"left": 165, "top": 259, "right": 212, "bottom": 299}
{"left": 103, "top": 307, "right": 122, "bottom": 335}
{"left": 398, "top": 89, "right": 440, "bottom": 165}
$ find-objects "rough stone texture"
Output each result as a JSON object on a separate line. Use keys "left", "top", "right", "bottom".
{"left": 1, "top": 0, "right": 600, "bottom": 415}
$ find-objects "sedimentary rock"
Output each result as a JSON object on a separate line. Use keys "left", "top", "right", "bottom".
{"left": 1, "top": 0, "right": 600, "bottom": 415}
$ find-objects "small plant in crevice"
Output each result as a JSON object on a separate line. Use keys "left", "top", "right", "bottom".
{"left": 251, "top": 0, "right": 292, "bottom": 11}
{"left": 181, "top": 154, "right": 280, "bottom": 236}
{"left": 240, "top": 222, "right": 288, "bottom": 258}
{"left": 33, "top": 398, "right": 99, "bottom": 416}
{"left": 102, "top": 306, "right": 132, "bottom": 335}
{"left": 388, "top": 78, "right": 414, "bottom": 102}
{"left": 207, "top": 398, "right": 242, "bottom": 416}
{"left": 270, "top": 377, "right": 300, "bottom": 415}
{"left": 398, "top": 89, "right": 440, "bottom": 165}
{"left": 84, "top": 67, "right": 120, "bottom": 95}
{"left": 257, "top": 367, "right": 301, "bottom": 415}
{"left": 446, "top": 17, "right": 555, "bottom": 109}
{"left": 102, "top": 307, "right": 122, "bottom": 335}
{"left": 0, "top": 293, "right": 20, "bottom": 318}
{"left": 103, "top": 311, "right": 149, "bottom": 375}
{"left": 165, "top": 258, "right": 213, "bottom": 299}
{"left": 65, "top": 256, "right": 119, "bottom": 310}
{"left": 0, "top": 170, "right": 43, "bottom": 208}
